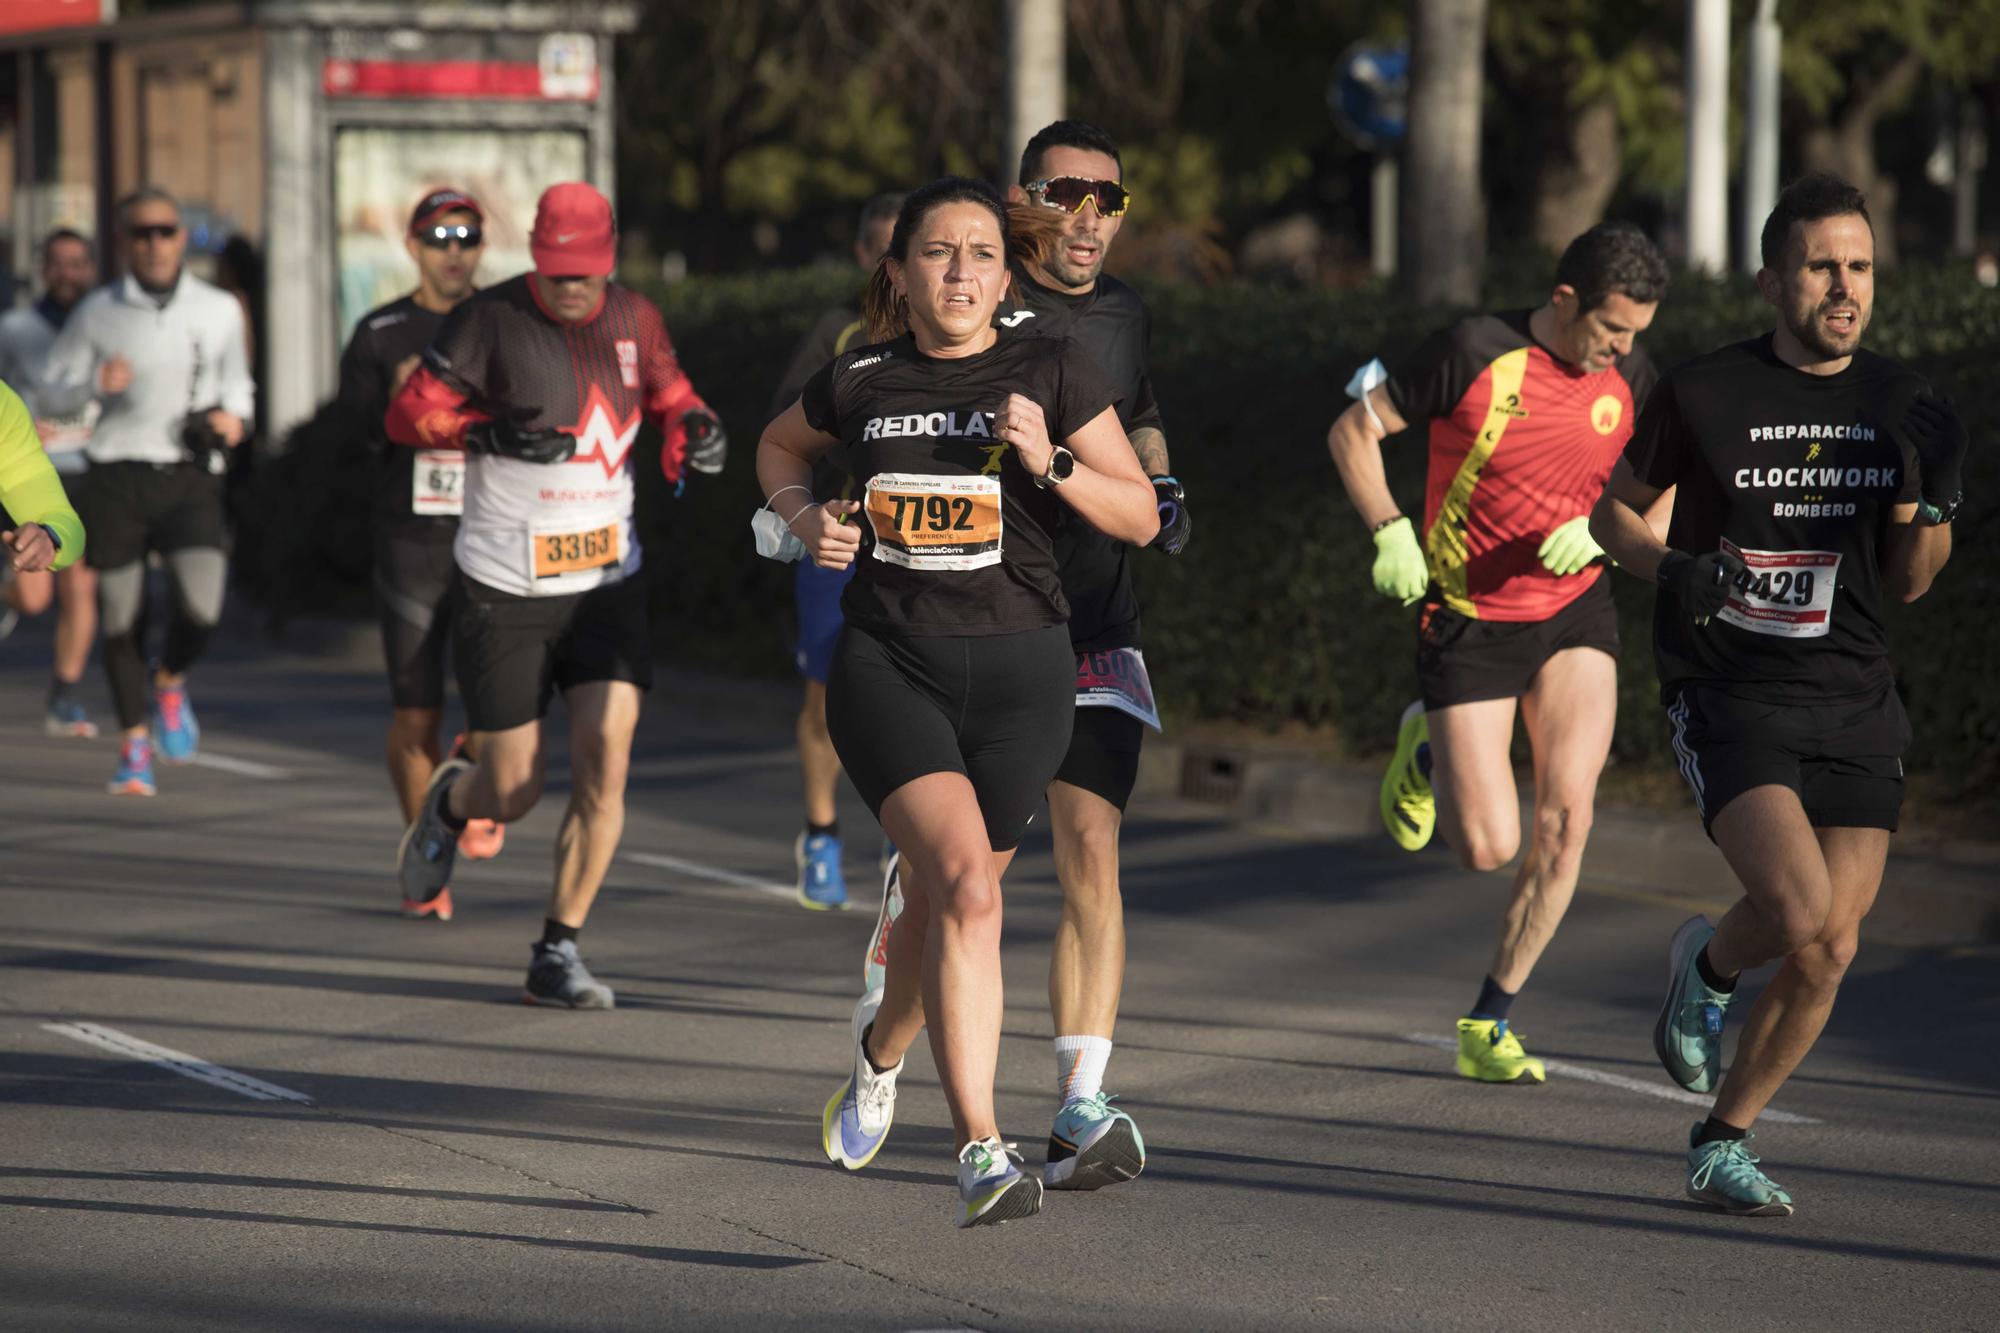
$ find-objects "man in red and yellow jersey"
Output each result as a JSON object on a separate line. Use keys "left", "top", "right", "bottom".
{"left": 1327, "top": 222, "right": 1670, "bottom": 1084}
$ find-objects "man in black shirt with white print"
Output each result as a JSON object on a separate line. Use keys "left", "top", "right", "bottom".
{"left": 1592, "top": 174, "right": 1960, "bottom": 1217}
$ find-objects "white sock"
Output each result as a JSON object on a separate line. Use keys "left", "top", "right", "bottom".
{"left": 1054, "top": 1035, "right": 1113, "bottom": 1103}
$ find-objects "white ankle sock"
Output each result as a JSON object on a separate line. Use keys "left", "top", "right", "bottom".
{"left": 1054, "top": 1035, "right": 1112, "bottom": 1103}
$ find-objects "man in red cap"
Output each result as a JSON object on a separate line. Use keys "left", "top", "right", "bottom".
{"left": 386, "top": 180, "right": 727, "bottom": 1007}
{"left": 335, "top": 188, "right": 504, "bottom": 885}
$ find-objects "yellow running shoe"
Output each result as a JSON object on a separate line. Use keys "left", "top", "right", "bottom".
{"left": 1379, "top": 700, "right": 1435, "bottom": 850}
{"left": 1455, "top": 1018, "right": 1546, "bottom": 1084}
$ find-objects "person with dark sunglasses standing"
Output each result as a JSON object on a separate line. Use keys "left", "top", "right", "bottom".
{"left": 39, "top": 187, "right": 253, "bottom": 797}
{"left": 857, "top": 120, "right": 1183, "bottom": 1196}
{"left": 388, "top": 182, "right": 726, "bottom": 1005}
{"left": 768, "top": 177, "right": 1158, "bottom": 1227}
{"left": 333, "top": 189, "right": 505, "bottom": 915}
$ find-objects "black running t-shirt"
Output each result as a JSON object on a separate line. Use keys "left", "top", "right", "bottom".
{"left": 995, "top": 266, "right": 1160, "bottom": 651}
{"left": 335, "top": 295, "right": 450, "bottom": 528}
{"left": 1624, "top": 335, "right": 1926, "bottom": 704}
{"left": 800, "top": 332, "right": 1117, "bottom": 637}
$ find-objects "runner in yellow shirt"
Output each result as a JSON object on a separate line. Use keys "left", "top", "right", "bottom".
{"left": 0, "top": 380, "right": 83, "bottom": 575}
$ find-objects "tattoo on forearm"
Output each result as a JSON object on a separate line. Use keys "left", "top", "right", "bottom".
{"left": 1129, "top": 426, "right": 1171, "bottom": 477}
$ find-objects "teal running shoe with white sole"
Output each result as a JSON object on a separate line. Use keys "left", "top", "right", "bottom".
{"left": 822, "top": 993, "right": 899, "bottom": 1170}
{"left": 1044, "top": 1091, "right": 1145, "bottom": 1191}
{"left": 957, "top": 1137, "right": 1041, "bottom": 1228}
{"left": 1656, "top": 915, "right": 1732, "bottom": 1092}
{"left": 1686, "top": 1124, "right": 1794, "bottom": 1216}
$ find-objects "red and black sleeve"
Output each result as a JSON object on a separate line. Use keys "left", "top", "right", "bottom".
{"left": 384, "top": 302, "right": 493, "bottom": 449}
{"left": 641, "top": 303, "right": 708, "bottom": 482}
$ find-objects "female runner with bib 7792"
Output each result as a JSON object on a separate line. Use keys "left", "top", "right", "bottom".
{"left": 758, "top": 177, "right": 1158, "bottom": 1229}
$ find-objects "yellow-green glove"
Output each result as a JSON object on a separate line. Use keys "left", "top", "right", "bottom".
{"left": 1371, "top": 516, "right": 1428, "bottom": 606}
{"left": 1537, "top": 515, "right": 1603, "bottom": 576}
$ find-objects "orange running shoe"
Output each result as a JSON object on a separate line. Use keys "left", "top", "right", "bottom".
{"left": 401, "top": 885, "right": 454, "bottom": 921}
{"left": 459, "top": 819, "right": 504, "bottom": 861}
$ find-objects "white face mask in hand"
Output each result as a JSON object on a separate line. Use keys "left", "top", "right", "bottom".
{"left": 752, "top": 486, "right": 812, "bottom": 563}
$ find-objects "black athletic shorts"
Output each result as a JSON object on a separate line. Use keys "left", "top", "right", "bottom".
{"left": 1053, "top": 705, "right": 1146, "bottom": 811}
{"left": 72, "top": 461, "right": 226, "bottom": 569}
{"left": 375, "top": 521, "right": 459, "bottom": 710}
{"left": 1417, "top": 575, "right": 1619, "bottom": 709}
{"left": 1666, "top": 683, "right": 1909, "bottom": 838}
{"left": 452, "top": 571, "right": 652, "bottom": 732}
{"left": 827, "top": 622, "right": 1073, "bottom": 852}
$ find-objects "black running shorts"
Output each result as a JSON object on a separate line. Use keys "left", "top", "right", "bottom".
{"left": 827, "top": 622, "right": 1074, "bottom": 852}
{"left": 375, "top": 521, "right": 458, "bottom": 710}
{"left": 1666, "top": 683, "right": 1909, "bottom": 838}
{"left": 72, "top": 461, "right": 226, "bottom": 568}
{"left": 1053, "top": 705, "right": 1145, "bottom": 811}
{"left": 452, "top": 571, "right": 652, "bottom": 732}
{"left": 1417, "top": 575, "right": 1619, "bottom": 710}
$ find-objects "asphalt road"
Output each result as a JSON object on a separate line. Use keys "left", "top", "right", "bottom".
{"left": 2, "top": 615, "right": 1995, "bottom": 1331}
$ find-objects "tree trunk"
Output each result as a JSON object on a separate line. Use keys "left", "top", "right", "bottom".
{"left": 1533, "top": 95, "right": 1621, "bottom": 255}
{"left": 1800, "top": 49, "right": 1923, "bottom": 265}
{"left": 1004, "top": 0, "right": 1065, "bottom": 186}
{"left": 1401, "top": 0, "right": 1490, "bottom": 305}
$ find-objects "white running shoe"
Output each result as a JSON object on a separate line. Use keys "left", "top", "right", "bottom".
{"left": 822, "top": 992, "right": 899, "bottom": 1170}
{"left": 862, "top": 851, "right": 904, "bottom": 997}
{"left": 956, "top": 1136, "right": 1042, "bottom": 1228}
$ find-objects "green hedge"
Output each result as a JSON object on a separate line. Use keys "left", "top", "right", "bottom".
{"left": 634, "top": 262, "right": 1998, "bottom": 820}
{"left": 248, "top": 261, "right": 1998, "bottom": 820}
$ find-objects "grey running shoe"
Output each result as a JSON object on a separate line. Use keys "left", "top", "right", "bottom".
{"left": 524, "top": 939, "right": 616, "bottom": 1009}
{"left": 397, "top": 757, "right": 468, "bottom": 909}
{"left": 1655, "top": 915, "right": 1733, "bottom": 1092}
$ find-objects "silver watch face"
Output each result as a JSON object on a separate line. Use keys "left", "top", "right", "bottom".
{"left": 1051, "top": 447, "right": 1075, "bottom": 479}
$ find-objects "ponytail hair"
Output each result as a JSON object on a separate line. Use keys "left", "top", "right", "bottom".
{"left": 861, "top": 176, "right": 1068, "bottom": 343}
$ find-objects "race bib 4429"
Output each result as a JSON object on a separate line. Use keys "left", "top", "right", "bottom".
{"left": 864, "top": 472, "right": 1002, "bottom": 571}
{"left": 1716, "top": 538, "right": 1839, "bottom": 639}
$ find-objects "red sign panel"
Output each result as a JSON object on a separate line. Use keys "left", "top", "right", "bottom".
{"left": 323, "top": 59, "right": 599, "bottom": 102}
{"left": 0, "top": 0, "right": 109, "bottom": 37}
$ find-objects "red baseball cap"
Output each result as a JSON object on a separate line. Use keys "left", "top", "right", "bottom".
{"left": 409, "top": 188, "right": 483, "bottom": 233}
{"left": 530, "top": 182, "right": 616, "bottom": 277}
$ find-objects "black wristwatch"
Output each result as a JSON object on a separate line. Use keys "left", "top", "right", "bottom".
{"left": 1034, "top": 445, "right": 1076, "bottom": 489}
{"left": 1918, "top": 493, "right": 1961, "bottom": 526}
{"left": 40, "top": 523, "right": 61, "bottom": 553}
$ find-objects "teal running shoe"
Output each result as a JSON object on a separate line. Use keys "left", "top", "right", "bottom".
{"left": 795, "top": 831, "right": 848, "bottom": 911}
{"left": 1686, "top": 1124, "right": 1794, "bottom": 1217}
{"left": 1044, "top": 1091, "right": 1146, "bottom": 1191}
{"left": 1655, "top": 915, "right": 1732, "bottom": 1092}
{"left": 151, "top": 682, "right": 200, "bottom": 763}
{"left": 956, "top": 1137, "right": 1041, "bottom": 1228}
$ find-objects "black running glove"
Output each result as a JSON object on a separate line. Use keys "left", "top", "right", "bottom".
{"left": 463, "top": 421, "right": 576, "bottom": 465}
{"left": 1150, "top": 475, "right": 1191, "bottom": 554}
{"left": 683, "top": 408, "right": 729, "bottom": 475}
{"left": 1903, "top": 390, "right": 1967, "bottom": 524}
{"left": 1657, "top": 550, "right": 1746, "bottom": 625}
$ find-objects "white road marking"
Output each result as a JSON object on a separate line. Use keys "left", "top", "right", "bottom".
{"left": 42, "top": 1022, "right": 314, "bottom": 1104}
{"left": 623, "top": 850, "right": 798, "bottom": 902}
{"left": 189, "top": 752, "right": 291, "bottom": 780}
{"left": 1402, "top": 1033, "right": 1820, "bottom": 1125}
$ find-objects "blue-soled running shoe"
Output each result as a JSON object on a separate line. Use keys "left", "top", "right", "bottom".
{"left": 861, "top": 851, "right": 904, "bottom": 999}
{"left": 1656, "top": 915, "right": 1732, "bottom": 1093}
{"left": 523, "top": 939, "right": 615, "bottom": 1009}
{"left": 796, "top": 831, "right": 849, "bottom": 911}
{"left": 151, "top": 682, "right": 200, "bottom": 763}
{"left": 957, "top": 1137, "right": 1042, "bottom": 1228}
{"left": 1686, "top": 1124, "right": 1794, "bottom": 1217}
{"left": 1044, "top": 1091, "right": 1146, "bottom": 1191}
{"left": 108, "top": 735, "right": 156, "bottom": 797}
{"left": 823, "top": 993, "right": 899, "bottom": 1170}
{"left": 45, "top": 696, "right": 98, "bottom": 739}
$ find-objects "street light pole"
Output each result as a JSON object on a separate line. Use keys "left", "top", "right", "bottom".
{"left": 1685, "top": 0, "right": 1730, "bottom": 274}
{"left": 1004, "top": 0, "right": 1064, "bottom": 188}
{"left": 1741, "top": 0, "right": 1781, "bottom": 275}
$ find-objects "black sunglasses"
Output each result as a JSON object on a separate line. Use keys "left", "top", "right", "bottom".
{"left": 129, "top": 223, "right": 180, "bottom": 241}
{"left": 1024, "top": 176, "right": 1130, "bottom": 218}
{"left": 417, "top": 223, "right": 483, "bottom": 250}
